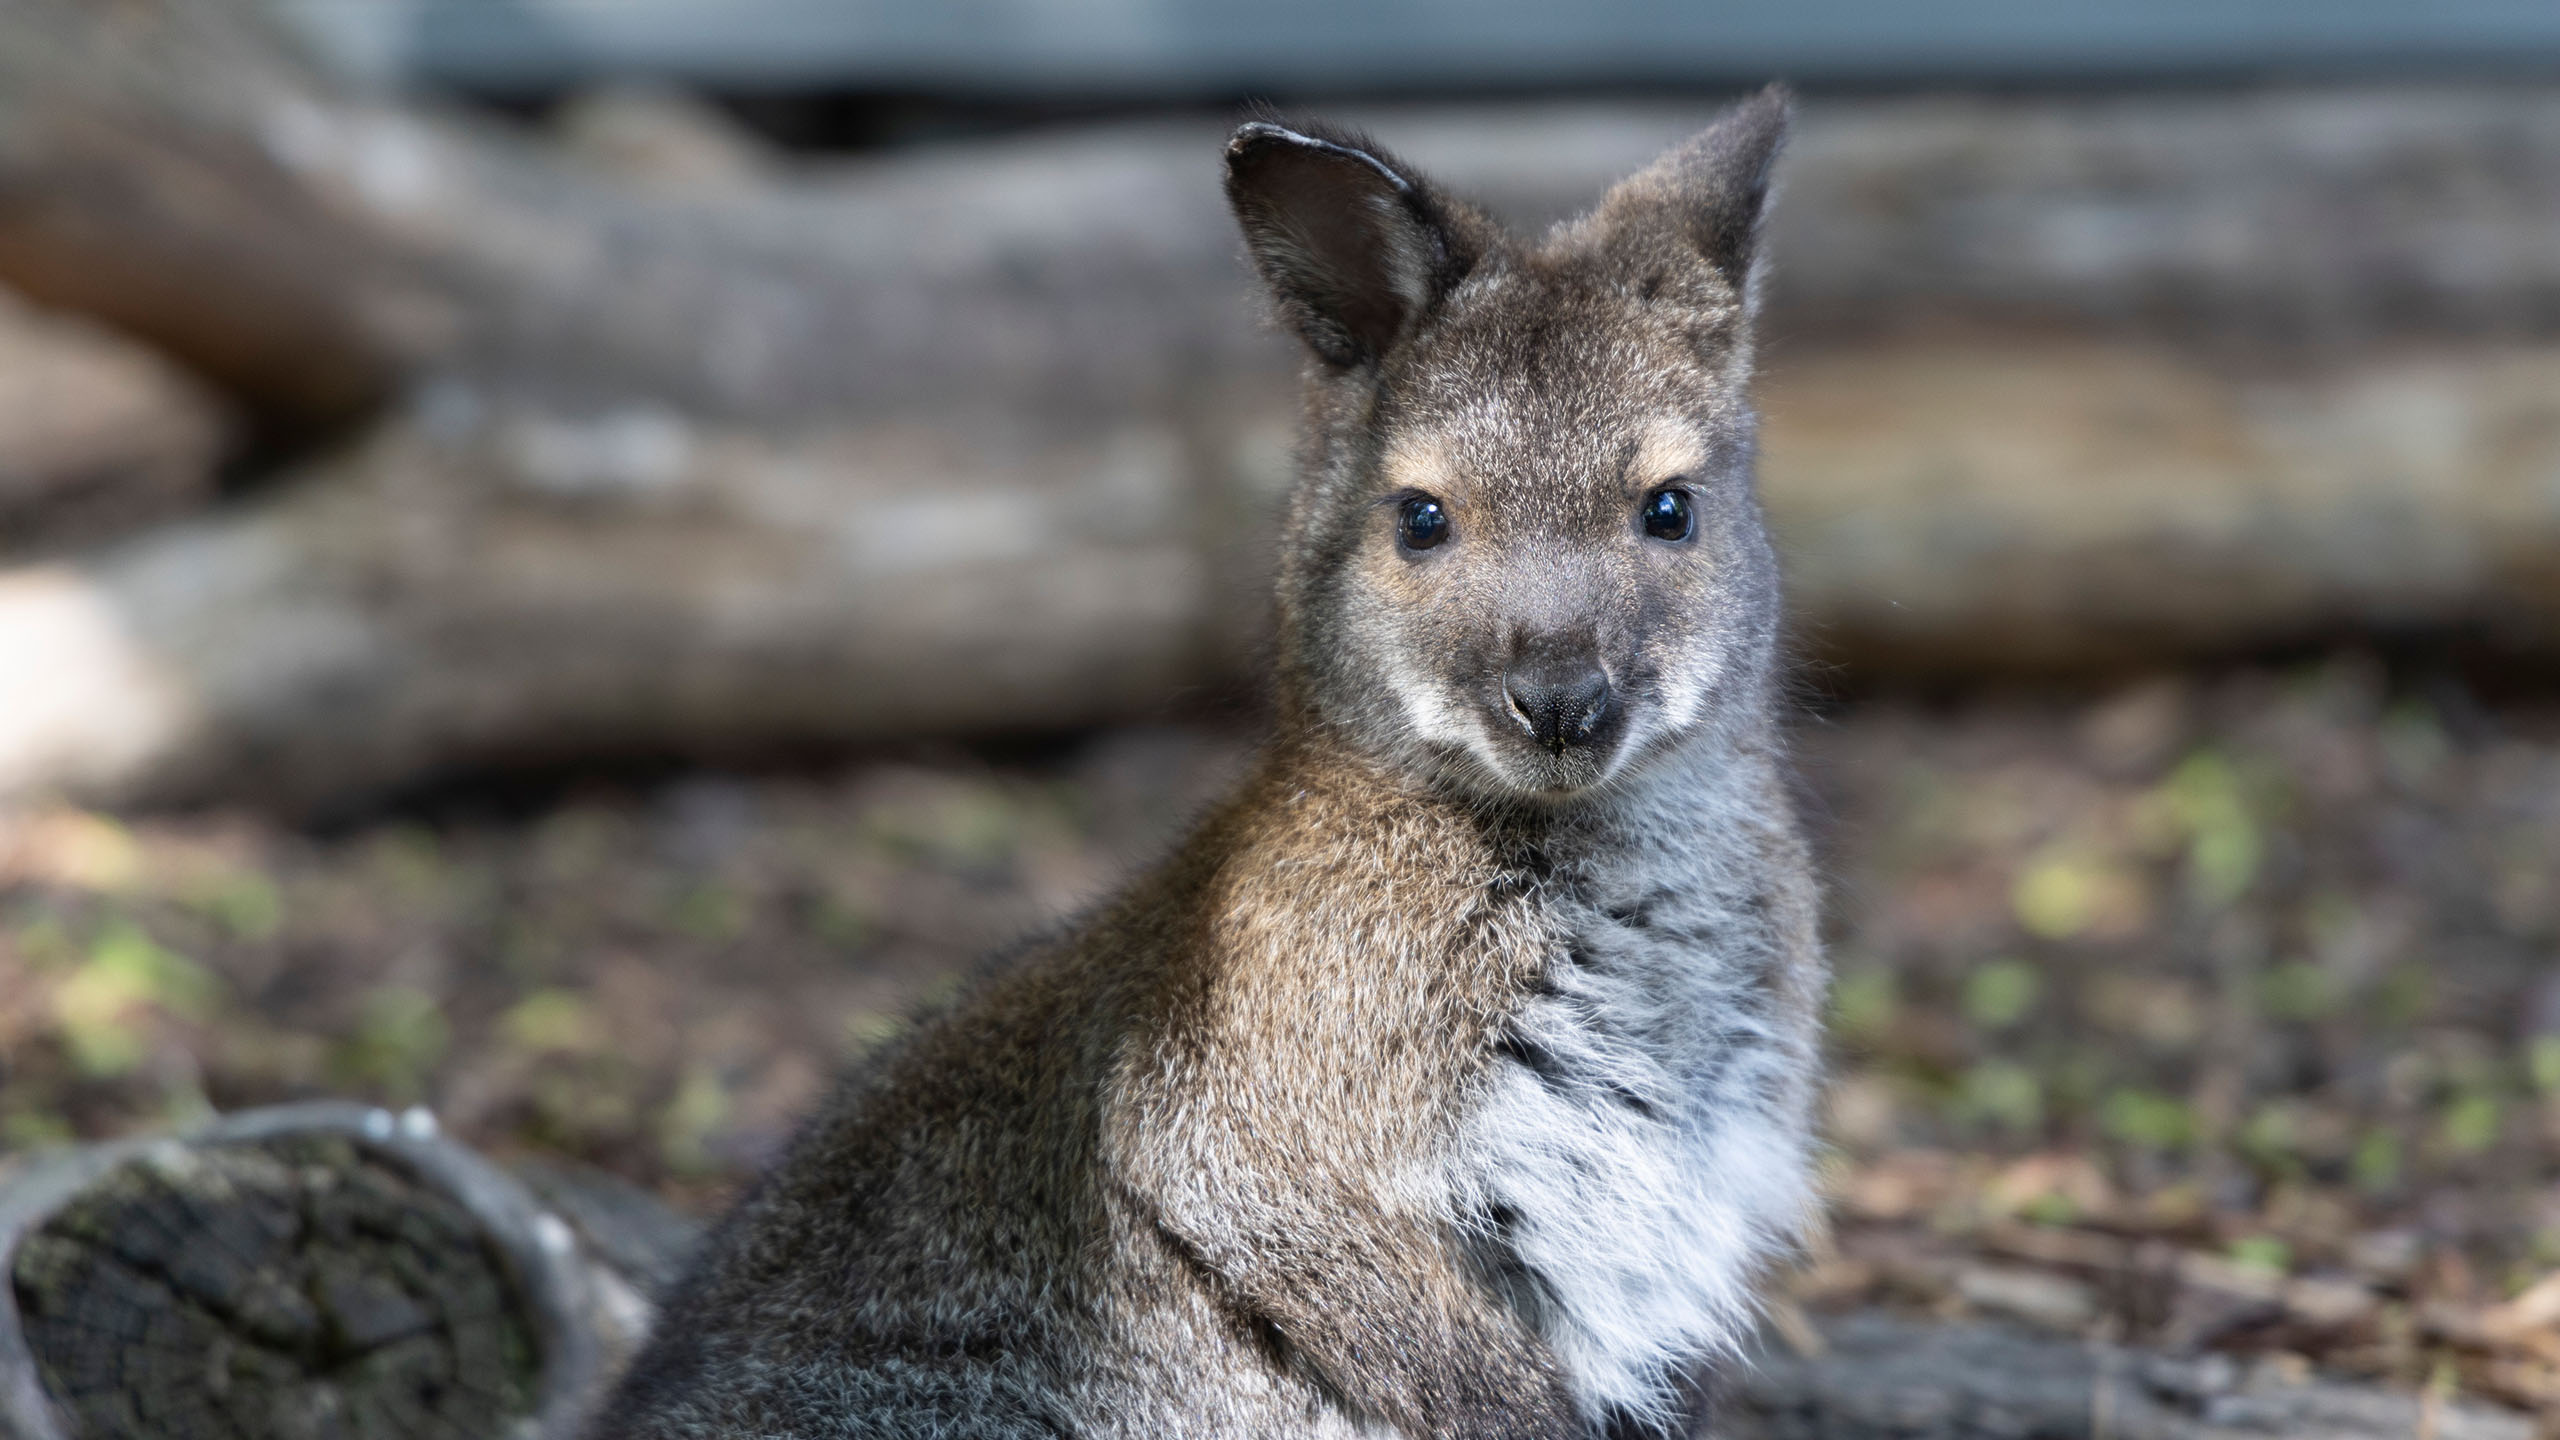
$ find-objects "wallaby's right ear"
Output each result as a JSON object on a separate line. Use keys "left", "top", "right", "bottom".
{"left": 1225, "top": 121, "right": 1482, "bottom": 371}
{"left": 1570, "top": 84, "right": 1791, "bottom": 355}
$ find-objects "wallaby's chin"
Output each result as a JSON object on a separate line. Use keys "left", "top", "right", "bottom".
{"left": 1443, "top": 710, "right": 1636, "bottom": 803}
{"left": 1474, "top": 747, "right": 1617, "bottom": 802}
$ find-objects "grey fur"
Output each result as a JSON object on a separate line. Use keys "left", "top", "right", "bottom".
{"left": 589, "top": 84, "right": 1821, "bottom": 1440}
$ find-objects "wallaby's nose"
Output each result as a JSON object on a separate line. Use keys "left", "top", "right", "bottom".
{"left": 1502, "top": 655, "right": 1612, "bottom": 754}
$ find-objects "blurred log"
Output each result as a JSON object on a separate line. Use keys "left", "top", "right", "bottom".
{"left": 0, "top": 413, "right": 1273, "bottom": 809}
{"left": 0, "top": 2, "right": 446, "bottom": 432}
{"left": 15, "top": 334, "right": 2560, "bottom": 810}
{"left": 0, "top": 0, "right": 1297, "bottom": 808}
{"left": 0, "top": 0, "right": 1287, "bottom": 437}
{"left": 0, "top": 289, "right": 226, "bottom": 557}
{"left": 8, "top": 0, "right": 2557, "bottom": 437}
{"left": 4, "top": 0, "right": 2560, "bottom": 807}
{"left": 1762, "top": 339, "right": 2560, "bottom": 676}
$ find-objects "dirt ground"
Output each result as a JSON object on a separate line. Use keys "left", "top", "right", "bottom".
{"left": 5, "top": 653, "right": 2558, "bottom": 1421}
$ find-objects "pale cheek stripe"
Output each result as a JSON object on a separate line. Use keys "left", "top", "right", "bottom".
{"left": 1386, "top": 666, "right": 1476, "bottom": 750}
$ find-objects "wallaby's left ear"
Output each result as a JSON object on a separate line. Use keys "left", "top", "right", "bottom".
{"left": 1225, "top": 120, "right": 1484, "bottom": 371}
{"left": 1575, "top": 84, "right": 1791, "bottom": 334}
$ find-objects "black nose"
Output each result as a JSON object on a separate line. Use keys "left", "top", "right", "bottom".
{"left": 1502, "top": 655, "right": 1612, "bottom": 754}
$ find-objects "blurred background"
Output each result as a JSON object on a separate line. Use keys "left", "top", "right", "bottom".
{"left": 4, "top": 0, "right": 2560, "bottom": 1425}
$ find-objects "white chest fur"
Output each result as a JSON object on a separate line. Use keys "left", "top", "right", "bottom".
{"left": 1448, "top": 774, "right": 1819, "bottom": 1431}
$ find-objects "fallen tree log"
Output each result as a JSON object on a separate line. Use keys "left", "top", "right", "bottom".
{"left": 0, "top": 289, "right": 226, "bottom": 558}
{"left": 4, "top": 0, "right": 2560, "bottom": 808}
{"left": 10, "top": 0, "right": 2557, "bottom": 433}
{"left": 11, "top": 334, "right": 2560, "bottom": 810}
{"left": 0, "top": 415, "right": 1267, "bottom": 808}
{"left": 0, "top": 0, "right": 1289, "bottom": 435}
{"left": 1764, "top": 338, "right": 2560, "bottom": 676}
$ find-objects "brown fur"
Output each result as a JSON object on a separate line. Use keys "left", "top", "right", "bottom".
{"left": 591, "top": 86, "right": 1819, "bottom": 1440}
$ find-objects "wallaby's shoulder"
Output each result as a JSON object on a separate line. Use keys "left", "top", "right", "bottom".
{"left": 1106, "top": 739, "right": 1546, "bottom": 1166}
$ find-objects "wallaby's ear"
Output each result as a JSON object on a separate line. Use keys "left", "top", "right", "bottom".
{"left": 1577, "top": 84, "right": 1791, "bottom": 332}
{"left": 1225, "top": 120, "right": 1481, "bottom": 370}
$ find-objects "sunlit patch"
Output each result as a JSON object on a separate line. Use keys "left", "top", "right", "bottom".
{"left": 0, "top": 568, "right": 197, "bottom": 798}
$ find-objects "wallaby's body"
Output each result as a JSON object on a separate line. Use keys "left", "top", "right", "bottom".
{"left": 595, "top": 89, "right": 1823, "bottom": 1440}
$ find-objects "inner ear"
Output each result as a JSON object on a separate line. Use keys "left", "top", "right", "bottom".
{"left": 1225, "top": 122, "right": 1479, "bottom": 369}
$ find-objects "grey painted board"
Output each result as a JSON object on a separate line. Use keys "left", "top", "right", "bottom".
{"left": 269, "top": 0, "right": 2560, "bottom": 92}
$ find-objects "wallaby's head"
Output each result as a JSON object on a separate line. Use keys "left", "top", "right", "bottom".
{"left": 1228, "top": 88, "right": 1791, "bottom": 803}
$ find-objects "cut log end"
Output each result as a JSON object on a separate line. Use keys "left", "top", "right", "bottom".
{"left": 10, "top": 1135, "right": 541, "bottom": 1440}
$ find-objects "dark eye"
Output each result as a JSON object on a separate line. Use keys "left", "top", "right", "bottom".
{"left": 1641, "top": 485, "right": 1694, "bottom": 542}
{"left": 1398, "top": 494, "right": 1451, "bottom": 551}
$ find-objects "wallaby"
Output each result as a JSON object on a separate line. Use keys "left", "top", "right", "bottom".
{"left": 591, "top": 85, "right": 1824, "bottom": 1440}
